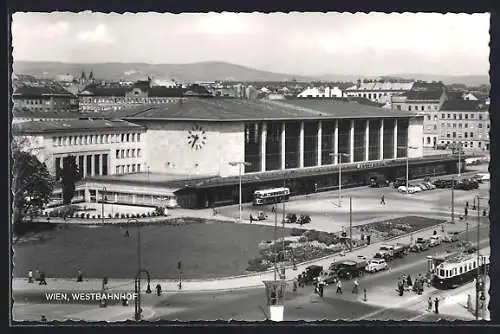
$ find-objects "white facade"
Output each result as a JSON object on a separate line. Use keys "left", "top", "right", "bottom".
{"left": 297, "top": 86, "right": 344, "bottom": 98}
{"left": 141, "top": 121, "right": 245, "bottom": 177}
{"left": 345, "top": 82, "right": 414, "bottom": 104}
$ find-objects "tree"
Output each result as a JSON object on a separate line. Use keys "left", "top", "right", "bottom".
{"left": 11, "top": 148, "right": 55, "bottom": 226}
{"left": 61, "top": 155, "right": 81, "bottom": 205}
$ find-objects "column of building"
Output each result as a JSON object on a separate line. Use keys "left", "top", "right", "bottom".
{"left": 299, "top": 121, "right": 304, "bottom": 168}
{"left": 317, "top": 121, "right": 322, "bottom": 166}
{"left": 365, "top": 120, "right": 370, "bottom": 161}
{"left": 349, "top": 120, "right": 355, "bottom": 163}
{"left": 393, "top": 119, "right": 398, "bottom": 158}
{"left": 379, "top": 119, "right": 384, "bottom": 160}
{"left": 281, "top": 123, "right": 286, "bottom": 169}
{"left": 260, "top": 123, "right": 267, "bottom": 172}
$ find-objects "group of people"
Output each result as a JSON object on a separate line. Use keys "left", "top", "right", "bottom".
{"left": 397, "top": 273, "right": 430, "bottom": 296}
{"left": 27, "top": 270, "right": 47, "bottom": 285}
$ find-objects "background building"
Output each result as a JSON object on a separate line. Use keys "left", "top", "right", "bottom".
{"left": 437, "top": 100, "right": 490, "bottom": 151}
{"left": 344, "top": 80, "right": 414, "bottom": 104}
{"left": 12, "top": 81, "right": 78, "bottom": 113}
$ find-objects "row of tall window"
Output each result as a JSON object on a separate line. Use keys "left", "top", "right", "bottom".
{"left": 408, "top": 105, "right": 439, "bottom": 111}
{"left": 83, "top": 97, "right": 178, "bottom": 104}
{"left": 52, "top": 132, "right": 142, "bottom": 147}
{"left": 115, "top": 164, "right": 142, "bottom": 174}
{"left": 115, "top": 148, "right": 142, "bottom": 159}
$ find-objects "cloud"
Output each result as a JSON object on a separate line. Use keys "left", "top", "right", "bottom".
{"left": 76, "top": 24, "right": 115, "bottom": 44}
{"left": 13, "top": 21, "right": 70, "bottom": 40}
{"left": 194, "top": 13, "right": 250, "bottom": 35}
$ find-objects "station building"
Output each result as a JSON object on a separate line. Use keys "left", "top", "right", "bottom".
{"left": 13, "top": 98, "right": 464, "bottom": 209}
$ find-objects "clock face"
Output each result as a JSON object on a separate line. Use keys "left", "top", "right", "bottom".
{"left": 187, "top": 124, "right": 207, "bottom": 150}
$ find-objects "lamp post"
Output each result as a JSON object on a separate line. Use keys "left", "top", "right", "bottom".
{"left": 127, "top": 218, "right": 151, "bottom": 321}
{"left": 101, "top": 187, "right": 107, "bottom": 224}
{"left": 329, "top": 152, "right": 349, "bottom": 207}
{"left": 229, "top": 161, "right": 252, "bottom": 223}
{"left": 475, "top": 194, "right": 488, "bottom": 320}
{"left": 146, "top": 165, "right": 151, "bottom": 183}
{"left": 450, "top": 141, "right": 463, "bottom": 180}
{"left": 397, "top": 145, "right": 419, "bottom": 195}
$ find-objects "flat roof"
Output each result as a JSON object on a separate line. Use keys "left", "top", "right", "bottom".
{"left": 86, "top": 172, "right": 216, "bottom": 184}
{"left": 121, "top": 98, "right": 419, "bottom": 122}
{"left": 12, "top": 119, "right": 146, "bottom": 135}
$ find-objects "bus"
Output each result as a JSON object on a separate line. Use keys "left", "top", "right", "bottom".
{"left": 253, "top": 187, "right": 290, "bottom": 206}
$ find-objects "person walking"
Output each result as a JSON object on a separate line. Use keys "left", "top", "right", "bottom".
{"left": 352, "top": 279, "right": 359, "bottom": 294}
{"left": 77, "top": 270, "right": 83, "bottom": 282}
{"left": 434, "top": 297, "right": 440, "bottom": 314}
{"left": 39, "top": 271, "right": 47, "bottom": 285}
{"left": 156, "top": 284, "right": 162, "bottom": 296}
{"left": 336, "top": 280, "right": 343, "bottom": 294}
{"left": 28, "top": 270, "right": 33, "bottom": 283}
{"left": 380, "top": 194, "right": 386, "bottom": 205}
{"left": 406, "top": 274, "right": 412, "bottom": 288}
{"left": 427, "top": 297, "right": 433, "bottom": 312}
{"left": 466, "top": 201, "right": 469, "bottom": 209}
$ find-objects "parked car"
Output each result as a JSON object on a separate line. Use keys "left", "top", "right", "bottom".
{"left": 285, "top": 213, "right": 297, "bottom": 224}
{"left": 303, "top": 265, "right": 323, "bottom": 285}
{"left": 369, "top": 175, "right": 390, "bottom": 188}
{"left": 392, "top": 243, "right": 408, "bottom": 258}
{"left": 425, "top": 182, "right": 436, "bottom": 190}
{"left": 410, "top": 184, "right": 423, "bottom": 192}
{"left": 298, "top": 214, "right": 311, "bottom": 225}
{"left": 443, "top": 231, "right": 460, "bottom": 243}
{"left": 474, "top": 173, "right": 490, "bottom": 182}
{"left": 393, "top": 178, "right": 407, "bottom": 189}
{"left": 429, "top": 235, "right": 442, "bottom": 247}
{"left": 411, "top": 237, "right": 430, "bottom": 252}
{"left": 373, "top": 250, "right": 392, "bottom": 261}
{"left": 334, "top": 260, "right": 367, "bottom": 280}
{"left": 417, "top": 183, "right": 429, "bottom": 190}
{"left": 255, "top": 211, "right": 268, "bottom": 220}
{"left": 432, "top": 179, "right": 447, "bottom": 188}
{"left": 365, "top": 259, "right": 388, "bottom": 273}
{"left": 397, "top": 185, "right": 420, "bottom": 194}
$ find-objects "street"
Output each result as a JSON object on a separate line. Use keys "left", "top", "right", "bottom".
{"left": 13, "top": 224, "right": 489, "bottom": 322}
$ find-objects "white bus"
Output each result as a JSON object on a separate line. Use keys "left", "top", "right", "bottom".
{"left": 253, "top": 187, "right": 290, "bottom": 206}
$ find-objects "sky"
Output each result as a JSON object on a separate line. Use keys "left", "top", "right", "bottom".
{"left": 11, "top": 12, "right": 490, "bottom": 76}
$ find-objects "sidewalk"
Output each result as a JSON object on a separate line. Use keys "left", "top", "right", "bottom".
{"left": 13, "top": 214, "right": 480, "bottom": 294}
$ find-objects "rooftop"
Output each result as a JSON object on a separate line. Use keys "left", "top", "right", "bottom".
{"left": 121, "top": 98, "right": 418, "bottom": 122}
{"left": 405, "top": 90, "right": 444, "bottom": 101}
{"left": 12, "top": 108, "right": 83, "bottom": 119}
{"left": 440, "top": 100, "right": 488, "bottom": 111}
{"left": 345, "top": 82, "right": 414, "bottom": 92}
{"left": 13, "top": 83, "right": 75, "bottom": 97}
{"left": 12, "top": 119, "right": 145, "bottom": 135}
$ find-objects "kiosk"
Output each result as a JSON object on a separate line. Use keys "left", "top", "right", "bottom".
{"left": 263, "top": 280, "right": 287, "bottom": 322}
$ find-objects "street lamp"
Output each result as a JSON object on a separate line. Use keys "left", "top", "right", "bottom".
{"left": 127, "top": 218, "right": 151, "bottom": 321}
{"left": 229, "top": 161, "right": 252, "bottom": 223}
{"left": 101, "top": 187, "right": 107, "bottom": 224}
{"left": 329, "top": 152, "right": 350, "bottom": 207}
{"left": 450, "top": 140, "right": 463, "bottom": 180}
{"left": 475, "top": 194, "right": 488, "bottom": 320}
{"left": 397, "top": 144, "right": 419, "bottom": 195}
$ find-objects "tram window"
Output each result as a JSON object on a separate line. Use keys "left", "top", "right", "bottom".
{"left": 454, "top": 268, "right": 457, "bottom": 275}
{"left": 459, "top": 267, "right": 463, "bottom": 274}
{"left": 473, "top": 261, "right": 476, "bottom": 268}
{"left": 440, "top": 269, "right": 445, "bottom": 277}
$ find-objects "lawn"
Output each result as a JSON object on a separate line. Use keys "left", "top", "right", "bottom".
{"left": 13, "top": 220, "right": 291, "bottom": 280}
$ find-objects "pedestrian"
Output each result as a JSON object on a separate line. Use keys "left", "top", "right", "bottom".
{"left": 125, "top": 229, "right": 130, "bottom": 238}
{"left": 406, "top": 274, "right": 412, "bottom": 288}
{"left": 465, "top": 207, "right": 468, "bottom": 217}
{"left": 293, "top": 278, "right": 298, "bottom": 292}
{"left": 77, "top": 270, "right": 83, "bottom": 282}
{"left": 249, "top": 214, "right": 253, "bottom": 223}
{"left": 318, "top": 279, "right": 325, "bottom": 297}
{"left": 28, "top": 270, "right": 33, "bottom": 283}
{"left": 433, "top": 230, "right": 437, "bottom": 235}
{"left": 380, "top": 194, "right": 386, "bottom": 205}
{"left": 39, "top": 271, "right": 47, "bottom": 285}
{"left": 272, "top": 206, "right": 276, "bottom": 213}
{"left": 427, "top": 297, "right": 433, "bottom": 312}
{"left": 352, "top": 279, "right": 359, "bottom": 294}
{"left": 40, "top": 315, "right": 47, "bottom": 322}
{"left": 466, "top": 201, "right": 469, "bottom": 209}
{"left": 434, "top": 297, "right": 440, "bottom": 314}
{"left": 156, "top": 283, "right": 162, "bottom": 296}
{"left": 336, "top": 280, "right": 343, "bottom": 294}
{"left": 35, "top": 269, "right": 40, "bottom": 283}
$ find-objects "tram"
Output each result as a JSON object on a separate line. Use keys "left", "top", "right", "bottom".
{"left": 430, "top": 248, "right": 490, "bottom": 289}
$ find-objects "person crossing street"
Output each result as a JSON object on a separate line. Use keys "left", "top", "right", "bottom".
{"left": 380, "top": 194, "right": 386, "bottom": 205}
{"left": 336, "top": 279, "right": 343, "bottom": 294}
{"left": 352, "top": 279, "right": 359, "bottom": 294}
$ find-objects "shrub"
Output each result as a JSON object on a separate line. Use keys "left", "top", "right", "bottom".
{"left": 121, "top": 214, "right": 126, "bottom": 219}
{"left": 141, "top": 213, "right": 146, "bottom": 218}
{"left": 290, "top": 228, "right": 304, "bottom": 237}
{"left": 115, "top": 213, "right": 120, "bottom": 218}
{"left": 97, "top": 215, "right": 101, "bottom": 219}
{"left": 86, "top": 214, "right": 90, "bottom": 219}
{"left": 125, "top": 213, "right": 130, "bottom": 218}
{"left": 298, "top": 236, "right": 307, "bottom": 243}
{"left": 108, "top": 214, "right": 112, "bottom": 219}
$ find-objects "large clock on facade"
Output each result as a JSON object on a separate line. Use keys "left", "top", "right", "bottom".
{"left": 187, "top": 124, "right": 207, "bottom": 150}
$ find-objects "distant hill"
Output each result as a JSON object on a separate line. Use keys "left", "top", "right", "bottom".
{"left": 13, "top": 61, "right": 489, "bottom": 87}
{"left": 13, "top": 61, "right": 316, "bottom": 83}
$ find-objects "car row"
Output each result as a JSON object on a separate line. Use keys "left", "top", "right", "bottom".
{"left": 397, "top": 181, "right": 436, "bottom": 194}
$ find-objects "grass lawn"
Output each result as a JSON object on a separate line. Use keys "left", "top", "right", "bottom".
{"left": 13, "top": 220, "right": 291, "bottom": 279}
